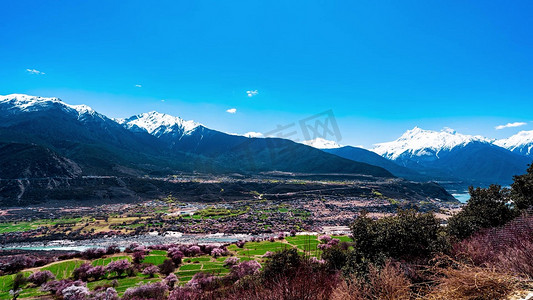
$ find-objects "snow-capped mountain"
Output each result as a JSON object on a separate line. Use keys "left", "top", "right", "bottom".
{"left": 0, "top": 94, "right": 103, "bottom": 120}
{"left": 373, "top": 127, "right": 493, "bottom": 160}
{"left": 117, "top": 111, "right": 201, "bottom": 138}
{"left": 372, "top": 127, "right": 530, "bottom": 185}
{"left": 495, "top": 130, "right": 533, "bottom": 157}
{"left": 301, "top": 138, "right": 342, "bottom": 149}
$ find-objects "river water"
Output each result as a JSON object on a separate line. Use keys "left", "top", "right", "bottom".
{"left": 1, "top": 232, "right": 260, "bottom": 252}
{"left": 452, "top": 192, "right": 470, "bottom": 203}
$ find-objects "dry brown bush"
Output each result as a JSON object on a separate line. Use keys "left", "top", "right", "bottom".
{"left": 424, "top": 265, "right": 519, "bottom": 300}
{"left": 331, "top": 261, "right": 411, "bottom": 300}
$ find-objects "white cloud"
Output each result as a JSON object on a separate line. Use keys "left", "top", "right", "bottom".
{"left": 246, "top": 90, "right": 258, "bottom": 97}
{"left": 26, "top": 68, "right": 45, "bottom": 75}
{"left": 495, "top": 122, "right": 527, "bottom": 130}
{"left": 161, "top": 99, "right": 165, "bottom": 102}
{"left": 135, "top": 84, "right": 142, "bottom": 88}
{"left": 244, "top": 132, "right": 263, "bottom": 138}
{"left": 226, "top": 108, "right": 237, "bottom": 114}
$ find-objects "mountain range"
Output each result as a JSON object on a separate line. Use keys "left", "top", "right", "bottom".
{"left": 321, "top": 127, "right": 532, "bottom": 187}
{"left": 0, "top": 94, "right": 392, "bottom": 179}
{"left": 1, "top": 93, "right": 531, "bottom": 205}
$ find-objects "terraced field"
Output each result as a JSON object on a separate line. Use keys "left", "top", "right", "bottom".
{"left": 0, "top": 235, "right": 351, "bottom": 299}
{"left": 41, "top": 259, "right": 85, "bottom": 280}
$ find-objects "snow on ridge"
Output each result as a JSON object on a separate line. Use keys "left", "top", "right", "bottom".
{"left": 372, "top": 126, "right": 492, "bottom": 160}
{"left": 122, "top": 111, "right": 201, "bottom": 136}
{"left": 301, "top": 137, "right": 342, "bottom": 149}
{"left": 495, "top": 130, "right": 533, "bottom": 155}
{"left": 0, "top": 93, "right": 97, "bottom": 116}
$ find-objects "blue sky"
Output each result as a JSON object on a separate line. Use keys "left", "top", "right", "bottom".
{"left": 1, "top": 1, "right": 532, "bottom": 147}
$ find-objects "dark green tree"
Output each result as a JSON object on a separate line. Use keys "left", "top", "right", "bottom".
{"left": 350, "top": 210, "right": 446, "bottom": 263}
{"left": 511, "top": 164, "right": 533, "bottom": 211}
{"left": 262, "top": 248, "right": 303, "bottom": 280}
{"left": 447, "top": 184, "right": 514, "bottom": 240}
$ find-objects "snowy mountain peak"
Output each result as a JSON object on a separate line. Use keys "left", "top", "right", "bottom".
{"left": 495, "top": 130, "right": 533, "bottom": 156}
{"left": 373, "top": 127, "right": 492, "bottom": 160}
{"left": 301, "top": 138, "right": 342, "bottom": 149}
{"left": 0, "top": 93, "right": 97, "bottom": 116}
{"left": 121, "top": 111, "right": 201, "bottom": 136}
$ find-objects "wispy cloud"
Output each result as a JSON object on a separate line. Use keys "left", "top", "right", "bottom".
{"left": 246, "top": 90, "right": 258, "bottom": 97}
{"left": 226, "top": 108, "right": 237, "bottom": 114}
{"left": 161, "top": 99, "right": 165, "bottom": 102}
{"left": 135, "top": 84, "right": 142, "bottom": 88}
{"left": 495, "top": 122, "right": 527, "bottom": 130}
{"left": 26, "top": 68, "right": 45, "bottom": 75}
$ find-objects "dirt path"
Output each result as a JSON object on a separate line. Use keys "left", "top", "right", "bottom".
{"left": 24, "top": 258, "right": 88, "bottom": 273}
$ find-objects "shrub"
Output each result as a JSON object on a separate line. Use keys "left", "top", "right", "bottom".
{"left": 262, "top": 248, "right": 303, "bottom": 279}
{"left": 321, "top": 246, "right": 348, "bottom": 271}
{"left": 211, "top": 247, "right": 226, "bottom": 258}
{"left": 228, "top": 264, "right": 338, "bottom": 300}
{"left": 331, "top": 261, "right": 411, "bottom": 300}
{"left": 41, "top": 279, "right": 86, "bottom": 298}
{"left": 61, "top": 284, "right": 90, "bottom": 300}
{"left": 133, "top": 251, "right": 146, "bottom": 264}
{"left": 28, "top": 270, "right": 55, "bottom": 286}
{"left": 106, "top": 245, "right": 120, "bottom": 255}
{"left": 92, "top": 287, "right": 119, "bottom": 300}
{"left": 105, "top": 259, "right": 132, "bottom": 277}
{"left": 73, "top": 263, "right": 92, "bottom": 281}
{"left": 453, "top": 214, "right": 533, "bottom": 278}
{"left": 12, "top": 273, "right": 27, "bottom": 291}
{"left": 318, "top": 235, "right": 332, "bottom": 243}
{"left": 142, "top": 265, "right": 159, "bottom": 278}
{"left": 425, "top": 265, "right": 518, "bottom": 300}
{"left": 168, "top": 287, "right": 202, "bottom": 300}
{"left": 187, "top": 272, "right": 218, "bottom": 291}
{"left": 186, "top": 245, "right": 202, "bottom": 257}
{"left": 230, "top": 260, "right": 261, "bottom": 279}
{"left": 350, "top": 210, "right": 446, "bottom": 263}
{"left": 511, "top": 164, "right": 533, "bottom": 210}
{"left": 167, "top": 247, "right": 184, "bottom": 265}
{"left": 125, "top": 243, "right": 139, "bottom": 253}
{"left": 448, "top": 185, "right": 515, "bottom": 239}
{"left": 87, "top": 266, "right": 105, "bottom": 281}
{"left": 81, "top": 248, "right": 106, "bottom": 260}
{"left": 164, "top": 273, "right": 178, "bottom": 290}
{"left": 158, "top": 259, "right": 176, "bottom": 276}
{"left": 122, "top": 282, "right": 168, "bottom": 300}
{"left": 224, "top": 257, "right": 240, "bottom": 267}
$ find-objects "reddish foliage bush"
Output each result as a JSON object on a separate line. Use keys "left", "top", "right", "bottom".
{"left": 453, "top": 214, "right": 533, "bottom": 278}
{"left": 165, "top": 273, "right": 178, "bottom": 290}
{"left": 230, "top": 260, "right": 261, "bottom": 279}
{"left": 105, "top": 259, "right": 133, "bottom": 277}
{"left": 122, "top": 282, "right": 168, "bottom": 300}
{"left": 187, "top": 272, "right": 219, "bottom": 291}
{"left": 227, "top": 265, "right": 338, "bottom": 300}
{"left": 142, "top": 265, "right": 159, "bottom": 277}
{"left": 167, "top": 247, "right": 185, "bottom": 265}
{"left": 132, "top": 251, "right": 146, "bottom": 264}
{"left": 92, "top": 287, "right": 119, "bottom": 300}
{"left": 158, "top": 259, "right": 176, "bottom": 276}
{"left": 41, "top": 279, "right": 86, "bottom": 298}
{"left": 106, "top": 245, "right": 120, "bottom": 255}
{"left": 28, "top": 270, "right": 55, "bottom": 286}
{"left": 224, "top": 257, "right": 240, "bottom": 267}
